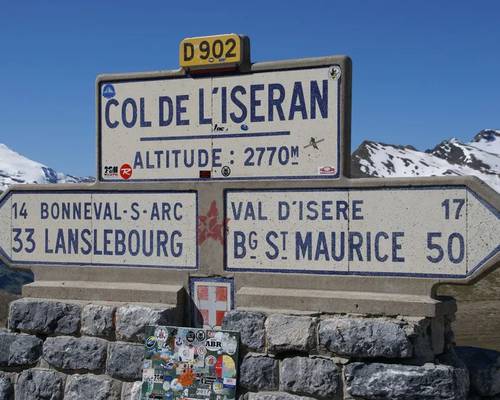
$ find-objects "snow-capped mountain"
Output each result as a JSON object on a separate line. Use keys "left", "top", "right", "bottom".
{"left": 351, "top": 129, "right": 500, "bottom": 192}
{"left": 0, "top": 143, "right": 93, "bottom": 191}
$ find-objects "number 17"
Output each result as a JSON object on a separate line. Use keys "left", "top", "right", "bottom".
{"left": 441, "top": 198, "right": 465, "bottom": 220}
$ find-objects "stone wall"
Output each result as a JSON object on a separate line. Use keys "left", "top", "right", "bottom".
{"left": 1, "top": 298, "right": 499, "bottom": 400}
{"left": 222, "top": 311, "right": 472, "bottom": 400}
{"left": 0, "top": 298, "right": 179, "bottom": 400}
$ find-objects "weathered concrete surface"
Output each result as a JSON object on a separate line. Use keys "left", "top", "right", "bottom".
{"left": 64, "top": 374, "right": 121, "bottom": 400}
{"left": 0, "top": 331, "right": 42, "bottom": 367}
{"left": 81, "top": 304, "right": 115, "bottom": 339}
{"left": 106, "top": 342, "right": 143, "bottom": 381}
{"left": 239, "top": 354, "right": 279, "bottom": 391}
{"left": 15, "top": 369, "right": 65, "bottom": 400}
{"left": 8, "top": 298, "right": 80, "bottom": 335}
{"left": 280, "top": 357, "right": 341, "bottom": 399}
{"left": 43, "top": 336, "right": 107, "bottom": 372}
{"left": 455, "top": 346, "right": 500, "bottom": 397}
{"left": 438, "top": 267, "right": 500, "bottom": 351}
{"left": 344, "top": 362, "right": 469, "bottom": 400}
{"left": 222, "top": 310, "right": 266, "bottom": 352}
{"left": 266, "top": 314, "right": 315, "bottom": 353}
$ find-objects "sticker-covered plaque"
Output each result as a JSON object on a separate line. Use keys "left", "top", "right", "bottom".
{"left": 142, "top": 326, "right": 240, "bottom": 400}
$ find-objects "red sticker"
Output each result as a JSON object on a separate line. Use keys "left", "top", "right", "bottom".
{"left": 119, "top": 163, "right": 133, "bottom": 180}
{"left": 319, "top": 166, "right": 336, "bottom": 175}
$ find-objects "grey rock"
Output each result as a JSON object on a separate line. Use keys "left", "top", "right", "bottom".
{"left": 81, "top": 304, "right": 115, "bottom": 339}
{"left": 430, "top": 316, "right": 445, "bottom": 355}
{"left": 15, "top": 369, "right": 65, "bottom": 400}
{"left": 456, "top": 346, "right": 500, "bottom": 396}
{"left": 64, "top": 374, "right": 121, "bottom": 400}
{"left": 106, "top": 341, "right": 144, "bottom": 381}
{"left": 403, "top": 317, "right": 435, "bottom": 363}
{"left": 266, "top": 314, "right": 315, "bottom": 354}
{"left": 43, "top": 336, "right": 107, "bottom": 372}
{"left": 222, "top": 310, "right": 266, "bottom": 352}
{"left": 0, "top": 372, "right": 13, "bottom": 400}
{"left": 319, "top": 317, "right": 412, "bottom": 359}
{"left": 244, "top": 392, "right": 316, "bottom": 400}
{"left": 9, "top": 298, "right": 80, "bottom": 335}
{"left": 0, "top": 331, "right": 42, "bottom": 367}
{"left": 344, "top": 362, "right": 469, "bottom": 400}
{"left": 115, "top": 304, "right": 178, "bottom": 343}
{"left": 121, "top": 381, "right": 143, "bottom": 400}
{"left": 240, "top": 354, "right": 279, "bottom": 391}
{"left": 280, "top": 357, "right": 341, "bottom": 399}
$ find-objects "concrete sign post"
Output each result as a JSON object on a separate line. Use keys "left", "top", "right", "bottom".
{"left": 0, "top": 188, "right": 198, "bottom": 269}
{"left": 97, "top": 56, "right": 351, "bottom": 181}
{"left": 0, "top": 51, "right": 497, "bottom": 318}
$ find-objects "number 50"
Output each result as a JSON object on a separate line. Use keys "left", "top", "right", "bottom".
{"left": 426, "top": 232, "right": 464, "bottom": 264}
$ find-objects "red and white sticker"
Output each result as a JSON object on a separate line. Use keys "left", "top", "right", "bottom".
{"left": 318, "top": 166, "right": 336, "bottom": 175}
{"left": 120, "top": 163, "right": 133, "bottom": 180}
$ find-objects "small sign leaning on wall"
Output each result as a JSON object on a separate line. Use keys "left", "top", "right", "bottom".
{"left": 142, "top": 326, "right": 240, "bottom": 400}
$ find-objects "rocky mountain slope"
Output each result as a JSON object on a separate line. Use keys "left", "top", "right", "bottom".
{"left": 352, "top": 129, "right": 500, "bottom": 192}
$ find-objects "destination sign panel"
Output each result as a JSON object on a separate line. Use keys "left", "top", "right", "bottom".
{"left": 0, "top": 190, "right": 198, "bottom": 269}
{"left": 98, "top": 65, "right": 341, "bottom": 181}
{"left": 224, "top": 187, "right": 500, "bottom": 278}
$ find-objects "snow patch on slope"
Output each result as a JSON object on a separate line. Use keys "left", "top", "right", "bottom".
{"left": 352, "top": 130, "right": 500, "bottom": 192}
{"left": 0, "top": 143, "right": 92, "bottom": 191}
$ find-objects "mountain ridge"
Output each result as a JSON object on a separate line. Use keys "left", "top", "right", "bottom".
{"left": 351, "top": 129, "right": 500, "bottom": 192}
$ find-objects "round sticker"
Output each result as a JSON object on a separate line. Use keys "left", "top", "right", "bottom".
{"left": 186, "top": 330, "right": 195, "bottom": 343}
{"left": 196, "top": 346, "right": 207, "bottom": 357}
{"left": 221, "top": 334, "right": 237, "bottom": 355}
{"left": 119, "top": 163, "right": 133, "bottom": 180}
{"left": 155, "top": 327, "right": 168, "bottom": 342}
{"left": 145, "top": 336, "right": 156, "bottom": 349}
{"left": 102, "top": 84, "right": 116, "bottom": 99}
{"left": 196, "top": 330, "right": 206, "bottom": 342}
{"left": 205, "top": 355, "right": 217, "bottom": 366}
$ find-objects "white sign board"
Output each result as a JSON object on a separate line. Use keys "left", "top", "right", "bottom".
{"left": 224, "top": 187, "right": 500, "bottom": 278}
{"left": 0, "top": 190, "right": 198, "bottom": 269}
{"left": 98, "top": 66, "right": 341, "bottom": 181}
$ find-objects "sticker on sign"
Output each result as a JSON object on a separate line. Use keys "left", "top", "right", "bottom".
{"left": 97, "top": 59, "right": 347, "bottom": 181}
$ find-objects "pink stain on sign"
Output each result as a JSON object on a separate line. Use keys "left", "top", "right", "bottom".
{"left": 198, "top": 201, "right": 229, "bottom": 245}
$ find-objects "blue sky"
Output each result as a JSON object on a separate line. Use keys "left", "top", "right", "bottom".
{"left": 0, "top": 0, "right": 499, "bottom": 177}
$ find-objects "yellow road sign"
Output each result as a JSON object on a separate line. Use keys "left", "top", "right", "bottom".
{"left": 179, "top": 34, "right": 248, "bottom": 70}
